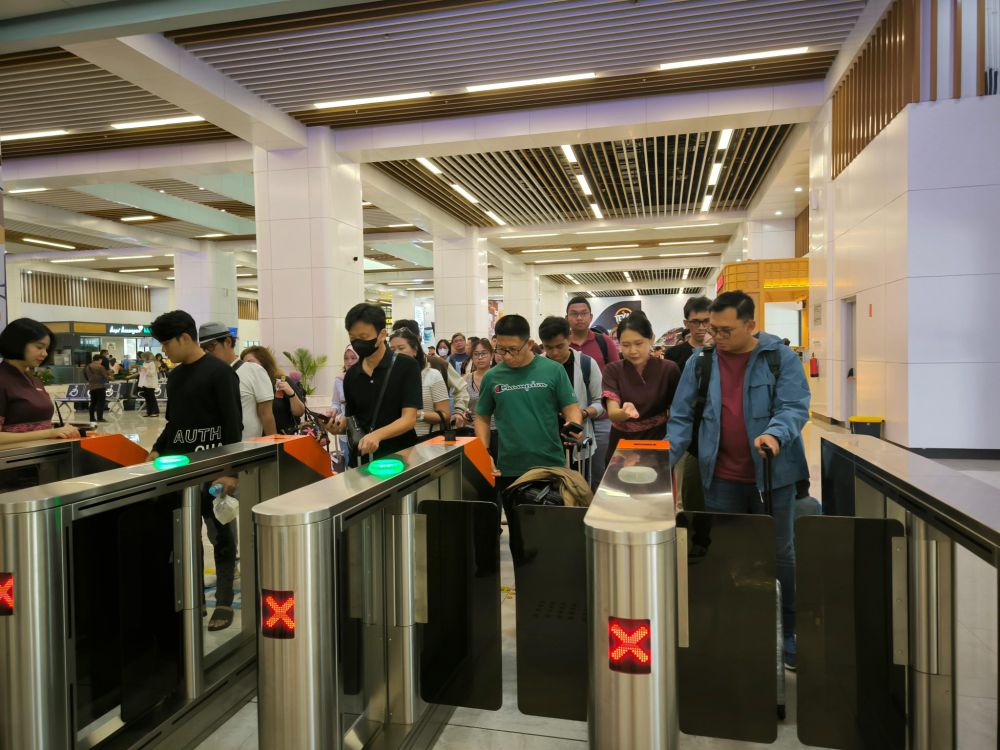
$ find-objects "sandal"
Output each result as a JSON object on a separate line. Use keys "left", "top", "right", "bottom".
{"left": 208, "top": 605, "right": 234, "bottom": 631}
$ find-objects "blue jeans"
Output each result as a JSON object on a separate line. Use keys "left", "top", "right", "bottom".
{"left": 705, "top": 478, "right": 796, "bottom": 637}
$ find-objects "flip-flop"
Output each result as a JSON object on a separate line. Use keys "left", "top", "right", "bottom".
{"left": 208, "top": 605, "right": 234, "bottom": 631}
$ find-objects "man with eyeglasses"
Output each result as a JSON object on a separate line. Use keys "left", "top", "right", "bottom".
{"left": 667, "top": 290, "right": 810, "bottom": 671}
{"left": 666, "top": 296, "right": 713, "bottom": 370}
{"left": 475, "top": 315, "right": 582, "bottom": 553}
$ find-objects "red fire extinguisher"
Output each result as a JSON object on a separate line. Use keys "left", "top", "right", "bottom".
{"left": 808, "top": 354, "right": 820, "bottom": 378}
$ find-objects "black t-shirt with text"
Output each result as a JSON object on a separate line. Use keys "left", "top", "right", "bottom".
{"left": 343, "top": 346, "right": 423, "bottom": 458}
{"left": 152, "top": 354, "right": 243, "bottom": 455}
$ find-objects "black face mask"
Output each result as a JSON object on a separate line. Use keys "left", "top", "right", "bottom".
{"left": 351, "top": 337, "right": 381, "bottom": 360}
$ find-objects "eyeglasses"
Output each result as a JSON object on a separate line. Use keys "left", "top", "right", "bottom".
{"left": 567, "top": 311, "right": 590, "bottom": 319}
{"left": 708, "top": 326, "right": 740, "bottom": 338}
{"left": 472, "top": 351, "right": 492, "bottom": 359}
{"left": 495, "top": 341, "right": 528, "bottom": 357}
{"left": 686, "top": 319, "right": 711, "bottom": 328}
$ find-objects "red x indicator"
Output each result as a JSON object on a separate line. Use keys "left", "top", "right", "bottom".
{"left": 0, "top": 573, "right": 13, "bottom": 616}
{"left": 261, "top": 589, "right": 295, "bottom": 639}
{"left": 608, "top": 616, "right": 651, "bottom": 674}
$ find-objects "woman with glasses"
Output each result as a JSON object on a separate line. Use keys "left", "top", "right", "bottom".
{"left": 602, "top": 311, "right": 681, "bottom": 461}
{"left": 464, "top": 338, "right": 498, "bottom": 456}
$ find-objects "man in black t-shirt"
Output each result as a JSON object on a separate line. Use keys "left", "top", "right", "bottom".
{"left": 149, "top": 310, "right": 243, "bottom": 632}
{"left": 665, "top": 295, "right": 713, "bottom": 372}
{"left": 329, "top": 303, "right": 422, "bottom": 466}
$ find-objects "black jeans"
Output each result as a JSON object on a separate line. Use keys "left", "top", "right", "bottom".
{"left": 139, "top": 386, "right": 159, "bottom": 416}
{"left": 496, "top": 475, "right": 528, "bottom": 564}
{"left": 200, "top": 488, "right": 236, "bottom": 608}
{"left": 89, "top": 387, "right": 106, "bottom": 421}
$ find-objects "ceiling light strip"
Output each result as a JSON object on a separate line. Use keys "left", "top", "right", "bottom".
{"left": 23, "top": 237, "right": 75, "bottom": 250}
{"left": 451, "top": 184, "right": 480, "bottom": 203}
{"left": 467, "top": 72, "right": 595, "bottom": 93}
{"left": 0, "top": 129, "right": 68, "bottom": 143}
{"left": 314, "top": 91, "right": 432, "bottom": 109}
{"left": 416, "top": 157, "right": 443, "bottom": 175}
{"left": 110, "top": 115, "right": 204, "bottom": 130}
{"left": 484, "top": 210, "right": 507, "bottom": 226}
{"left": 660, "top": 47, "right": 809, "bottom": 71}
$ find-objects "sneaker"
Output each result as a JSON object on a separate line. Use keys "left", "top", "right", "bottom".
{"left": 783, "top": 634, "right": 797, "bottom": 671}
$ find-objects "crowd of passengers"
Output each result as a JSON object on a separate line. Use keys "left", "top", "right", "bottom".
{"left": 0, "top": 289, "right": 810, "bottom": 664}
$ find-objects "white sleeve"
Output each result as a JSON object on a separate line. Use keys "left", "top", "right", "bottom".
{"left": 587, "top": 357, "right": 605, "bottom": 417}
{"left": 249, "top": 363, "right": 274, "bottom": 403}
{"left": 428, "top": 369, "right": 449, "bottom": 405}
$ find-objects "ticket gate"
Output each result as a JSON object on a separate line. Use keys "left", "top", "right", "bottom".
{"left": 0, "top": 435, "right": 332, "bottom": 750}
{"left": 0, "top": 434, "right": 148, "bottom": 492}
{"left": 255, "top": 434, "right": 997, "bottom": 750}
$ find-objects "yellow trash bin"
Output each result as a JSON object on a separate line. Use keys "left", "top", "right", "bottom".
{"left": 849, "top": 416, "right": 884, "bottom": 438}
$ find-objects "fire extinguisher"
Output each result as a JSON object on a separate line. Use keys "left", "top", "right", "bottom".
{"left": 808, "top": 354, "right": 820, "bottom": 378}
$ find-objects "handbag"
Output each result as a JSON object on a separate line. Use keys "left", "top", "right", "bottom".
{"left": 346, "top": 354, "right": 396, "bottom": 455}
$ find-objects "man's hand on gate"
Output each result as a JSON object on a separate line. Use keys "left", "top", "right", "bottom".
{"left": 754, "top": 434, "right": 781, "bottom": 459}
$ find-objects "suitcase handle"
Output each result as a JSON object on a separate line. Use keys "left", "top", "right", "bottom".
{"left": 760, "top": 443, "right": 774, "bottom": 516}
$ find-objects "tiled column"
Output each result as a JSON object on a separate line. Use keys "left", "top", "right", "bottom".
{"left": 502, "top": 264, "right": 539, "bottom": 328}
{"left": 432, "top": 225, "right": 489, "bottom": 339}
{"left": 254, "top": 126, "right": 364, "bottom": 396}
{"left": 391, "top": 290, "right": 415, "bottom": 325}
{"left": 173, "top": 249, "right": 238, "bottom": 329}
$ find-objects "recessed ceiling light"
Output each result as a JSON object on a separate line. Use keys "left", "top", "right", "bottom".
{"left": 23, "top": 237, "right": 75, "bottom": 250}
{"left": 8, "top": 187, "right": 48, "bottom": 194}
{"left": 658, "top": 240, "right": 715, "bottom": 246}
{"left": 717, "top": 130, "right": 734, "bottom": 150}
{"left": 586, "top": 244, "right": 640, "bottom": 250}
{"left": 655, "top": 223, "right": 721, "bottom": 230}
{"left": 484, "top": 210, "right": 507, "bottom": 226}
{"left": 504, "top": 233, "right": 559, "bottom": 239}
{"left": 416, "top": 157, "right": 443, "bottom": 175}
{"left": 159, "top": 190, "right": 166, "bottom": 193}
{"left": 118, "top": 267, "right": 160, "bottom": 272}
{"left": 660, "top": 47, "right": 809, "bottom": 71}
{"left": 387, "top": 223, "right": 415, "bottom": 228}
{"left": 451, "top": 184, "right": 480, "bottom": 203}
{"left": 0, "top": 129, "right": 69, "bottom": 142}
{"left": 701, "top": 194, "right": 714, "bottom": 212}
{"left": 110, "top": 115, "right": 204, "bottom": 130}
{"left": 120, "top": 215, "right": 156, "bottom": 222}
{"left": 143, "top": 285, "right": 150, "bottom": 289}
{"left": 362, "top": 201, "right": 373, "bottom": 206}
{"left": 561, "top": 145, "right": 578, "bottom": 163}
{"left": 708, "top": 163, "right": 723, "bottom": 186}
{"left": 576, "top": 228, "right": 637, "bottom": 235}
{"left": 775, "top": 210, "right": 784, "bottom": 216}
{"left": 794, "top": 186, "right": 804, "bottom": 193}
{"left": 50, "top": 257, "right": 95, "bottom": 263}
{"left": 82, "top": 278, "right": 88, "bottom": 281}
{"left": 25, "top": 271, "right": 32, "bottom": 275}
{"left": 313, "top": 91, "right": 432, "bottom": 109}
{"left": 565, "top": 274, "right": 579, "bottom": 284}
{"left": 623, "top": 271, "right": 633, "bottom": 282}
{"left": 575, "top": 174, "right": 593, "bottom": 196}
{"left": 532, "top": 258, "right": 582, "bottom": 264}
{"left": 682, "top": 268, "right": 691, "bottom": 279}
{"left": 521, "top": 248, "right": 574, "bottom": 254}
{"left": 466, "top": 72, "right": 595, "bottom": 93}
{"left": 594, "top": 255, "right": 643, "bottom": 261}
{"left": 406, "top": 287, "right": 434, "bottom": 291}
{"left": 658, "top": 251, "right": 712, "bottom": 257}
{"left": 196, "top": 233, "right": 227, "bottom": 238}
{"left": 166, "top": 276, "right": 175, "bottom": 280}
{"left": 108, "top": 255, "right": 153, "bottom": 260}
{"left": 590, "top": 203, "right": 604, "bottom": 220}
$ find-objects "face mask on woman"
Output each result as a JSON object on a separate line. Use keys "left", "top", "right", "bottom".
{"left": 437, "top": 347, "right": 449, "bottom": 357}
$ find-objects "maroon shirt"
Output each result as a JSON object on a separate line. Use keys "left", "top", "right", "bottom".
{"left": 714, "top": 349, "right": 755, "bottom": 483}
{"left": 0, "top": 360, "right": 54, "bottom": 433}
{"left": 570, "top": 330, "right": 620, "bottom": 372}
{"left": 602, "top": 356, "right": 680, "bottom": 459}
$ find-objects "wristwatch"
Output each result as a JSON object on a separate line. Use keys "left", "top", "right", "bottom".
{"left": 417, "top": 410, "right": 426, "bottom": 422}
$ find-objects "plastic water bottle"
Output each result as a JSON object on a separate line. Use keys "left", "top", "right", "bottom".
{"left": 209, "top": 482, "right": 239, "bottom": 524}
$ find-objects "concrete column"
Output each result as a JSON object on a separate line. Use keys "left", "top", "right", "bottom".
{"left": 173, "top": 249, "right": 238, "bottom": 329}
{"left": 391, "top": 290, "right": 415, "bottom": 325}
{"left": 432, "top": 225, "right": 489, "bottom": 338}
{"left": 538, "top": 277, "right": 566, "bottom": 323}
{"left": 150, "top": 287, "right": 172, "bottom": 318}
{"left": 502, "top": 264, "right": 540, "bottom": 328}
{"left": 254, "top": 126, "right": 364, "bottom": 396}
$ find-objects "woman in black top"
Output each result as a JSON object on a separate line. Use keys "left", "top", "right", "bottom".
{"left": 241, "top": 346, "right": 306, "bottom": 434}
{"left": 0, "top": 318, "right": 79, "bottom": 446}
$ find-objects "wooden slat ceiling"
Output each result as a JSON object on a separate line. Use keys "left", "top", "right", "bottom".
{"left": 374, "top": 126, "right": 790, "bottom": 226}
{"left": 4, "top": 219, "right": 121, "bottom": 250}
{"left": 581, "top": 286, "right": 704, "bottom": 297}
{"left": 547, "top": 267, "right": 715, "bottom": 286}
{"left": 170, "top": 0, "right": 862, "bottom": 114}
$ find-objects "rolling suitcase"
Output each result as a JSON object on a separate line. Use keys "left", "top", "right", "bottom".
{"left": 565, "top": 435, "right": 594, "bottom": 487}
{"left": 761, "top": 445, "right": 787, "bottom": 721}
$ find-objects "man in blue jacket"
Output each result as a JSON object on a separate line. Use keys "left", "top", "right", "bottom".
{"left": 667, "top": 290, "right": 810, "bottom": 670}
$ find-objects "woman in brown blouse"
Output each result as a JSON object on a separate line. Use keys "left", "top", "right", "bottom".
{"left": 0, "top": 319, "right": 79, "bottom": 445}
{"left": 602, "top": 311, "right": 680, "bottom": 462}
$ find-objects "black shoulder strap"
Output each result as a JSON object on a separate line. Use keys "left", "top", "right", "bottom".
{"left": 691, "top": 346, "right": 714, "bottom": 444}
{"left": 763, "top": 349, "right": 781, "bottom": 379}
{"left": 580, "top": 352, "right": 592, "bottom": 384}
{"left": 592, "top": 330, "right": 609, "bottom": 363}
{"left": 368, "top": 353, "right": 397, "bottom": 432}
{"left": 231, "top": 360, "right": 244, "bottom": 372}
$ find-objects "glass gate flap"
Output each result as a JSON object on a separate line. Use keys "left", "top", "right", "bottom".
{"left": 796, "top": 516, "right": 906, "bottom": 750}
{"left": 513, "top": 505, "right": 588, "bottom": 721}
{"left": 677, "top": 511, "right": 778, "bottom": 744}
{"left": 418, "top": 499, "right": 501, "bottom": 711}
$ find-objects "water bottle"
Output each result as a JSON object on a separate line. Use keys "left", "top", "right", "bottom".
{"left": 209, "top": 482, "right": 239, "bottom": 524}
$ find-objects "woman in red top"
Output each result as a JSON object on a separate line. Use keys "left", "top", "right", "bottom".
{"left": 0, "top": 319, "right": 79, "bottom": 445}
{"left": 602, "top": 311, "right": 680, "bottom": 462}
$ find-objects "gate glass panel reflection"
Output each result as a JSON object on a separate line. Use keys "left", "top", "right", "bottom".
{"left": 513, "top": 505, "right": 588, "bottom": 721}
{"left": 677, "top": 511, "right": 778, "bottom": 744}
{"left": 796, "top": 515, "right": 906, "bottom": 749}
{"left": 418, "top": 499, "right": 501, "bottom": 710}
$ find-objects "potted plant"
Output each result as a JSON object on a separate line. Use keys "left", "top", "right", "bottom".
{"left": 282, "top": 348, "right": 328, "bottom": 395}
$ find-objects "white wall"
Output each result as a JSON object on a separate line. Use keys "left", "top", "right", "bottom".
{"left": 238, "top": 317, "right": 261, "bottom": 346}
{"left": 809, "top": 93, "right": 1000, "bottom": 449}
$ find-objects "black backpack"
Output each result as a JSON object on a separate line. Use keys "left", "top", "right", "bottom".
{"left": 591, "top": 329, "right": 621, "bottom": 364}
{"left": 688, "top": 346, "right": 781, "bottom": 457}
